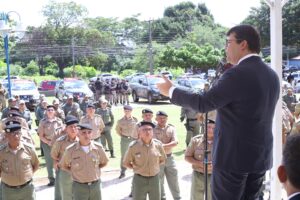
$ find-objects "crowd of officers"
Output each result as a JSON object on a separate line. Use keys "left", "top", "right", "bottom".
{"left": 0, "top": 89, "right": 216, "bottom": 200}
{"left": 92, "top": 78, "right": 131, "bottom": 106}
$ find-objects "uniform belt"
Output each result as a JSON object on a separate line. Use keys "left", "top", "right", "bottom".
{"left": 121, "top": 135, "right": 132, "bottom": 139}
{"left": 166, "top": 153, "right": 172, "bottom": 157}
{"left": 187, "top": 118, "right": 197, "bottom": 121}
{"left": 74, "top": 180, "right": 99, "bottom": 186}
{"left": 136, "top": 173, "right": 157, "bottom": 178}
{"left": 3, "top": 179, "right": 32, "bottom": 189}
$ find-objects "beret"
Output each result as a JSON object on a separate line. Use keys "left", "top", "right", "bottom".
{"left": 65, "top": 115, "right": 79, "bottom": 126}
{"left": 87, "top": 103, "right": 95, "bottom": 108}
{"left": 137, "top": 121, "right": 155, "bottom": 128}
{"left": 123, "top": 105, "right": 133, "bottom": 110}
{"left": 5, "top": 124, "right": 21, "bottom": 133}
{"left": 156, "top": 111, "right": 168, "bottom": 117}
{"left": 77, "top": 123, "right": 93, "bottom": 130}
{"left": 142, "top": 108, "right": 153, "bottom": 114}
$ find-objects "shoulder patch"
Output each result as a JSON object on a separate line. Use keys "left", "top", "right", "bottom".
{"left": 93, "top": 141, "right": 103, "bottom": 147}
{"left": 66, "top": 143, "right": 77, "bottom": 150}
{"left": 168, "top": 123, "right": 174, "bottom": 127}
{"left": 129, "top": 140, "right": 138, "bottom": 147}
{"left": 57, "top": 135, "right": 67, "bottom": 141}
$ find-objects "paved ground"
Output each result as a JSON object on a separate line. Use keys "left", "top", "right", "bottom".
{"left": 35, "top": 161, "right": 192, "bottom": 200}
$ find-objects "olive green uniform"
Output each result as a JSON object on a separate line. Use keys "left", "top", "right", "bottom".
{"left": 185, "top": 135, "right": 213, "bottom": 200}
{"left": 96, "top": 107, "right": 114, "bottom": 156}
{"left": 154, "top": 124, "right": 181, "bottom": 200}
{"left": 80, "top": 114, "right": 105, "bottom": 142}
{"left": 51, "top": 135, "right": 79, "bottom": 200}
{"left": 38, "top": 117, "right": 64, "bottom": 183}
{"left": 0, "top": 142, "right": 39, "bottom": 200}
{"left": 180, "top": 108, "right": 201, "bottom": 146}
{"left": 123, "top": 139, "right": 167, "bottom": 200}
{"left": 115, "top": 116, "right": 138, "bottom": 175}
{"left": 60, "top": 141, "right": 109, "bottom": 200}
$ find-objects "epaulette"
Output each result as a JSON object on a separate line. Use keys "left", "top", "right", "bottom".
{"left": 153, "top": 138, "right": 162, "bottom": 144}
{"left": 168, "top": 123, "right": 174, "bottom": 127}
{"left": 56, "top": 134, "right": 67, "bottom": 142}
{"left": 133, "top": 117, "right": 138, "bottom": 121}
{"left": 66, "top": 143, "right": 77, "bottom": 150}
{"left": 129, "top": 140, "right": 138, "bottom": 147}
{"left": 23, "top": 141, "right": 35, "bottom": 149}
{"left": 93, "top": 141, "right": 103, "bottom": 147}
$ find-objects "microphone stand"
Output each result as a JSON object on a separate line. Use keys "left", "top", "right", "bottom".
{"left": 203, "top": 60, "right": 227, "bottom": 199}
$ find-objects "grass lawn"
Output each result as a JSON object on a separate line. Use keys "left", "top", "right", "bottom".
{"left": 32, "top": 98, "right": 188, "bottom": 178}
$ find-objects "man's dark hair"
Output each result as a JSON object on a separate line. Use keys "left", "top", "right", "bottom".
{"left": 227, "top": 25, "right": 261, "bottom": 54}
{"left": 283, "top": 134, "right": 300, "bottom": 189}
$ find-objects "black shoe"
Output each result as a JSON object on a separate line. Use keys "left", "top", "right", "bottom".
{"left": 119, "top": 173, "right": 125, "bottom": 179}
{"left": 47, "top": 181, "right": 55, "bottom": 187}
{"left": 105, "top": 149, "right": 110, "bottom": 152}
{"left": 129, "top": 192, "right": 133, "bottom": 197}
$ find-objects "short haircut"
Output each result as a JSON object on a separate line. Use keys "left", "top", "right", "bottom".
{"left": 283, "top": 134, "right": 300, "bottom": 189}
{"left": 227, "top": 25, "right": 261, "bottom": 54}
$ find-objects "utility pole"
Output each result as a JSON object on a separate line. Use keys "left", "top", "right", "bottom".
{"left": 148, "top": 19, "right": 154, "bottom": 75}
{"left": 72, "top": 37, "right": 75, "bottom": 77}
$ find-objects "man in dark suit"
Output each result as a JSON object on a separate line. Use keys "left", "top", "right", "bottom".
{"left": 278, "top": 134, "right": 300, "bottom": 200}
{"left": 157, "top": 24, "right": 280, "bottom": 199}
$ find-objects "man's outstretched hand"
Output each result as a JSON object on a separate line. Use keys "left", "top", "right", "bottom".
{"left": 157, "top": 75, "right": 173, "bottom": 97}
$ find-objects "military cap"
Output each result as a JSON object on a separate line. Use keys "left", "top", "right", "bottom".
{"left": 77, "top": 123, "right": 93, "bottom": 130}
{"left": 207, "top": 119, "right": 215, "bottom": 124}
{"left": 5, "top": 120, "right": 21, "bottom": 126}
{"left": 137, "top": 121, "right": 155, "bottom": 128}
{"left": 142, "top": 108, "right": 153, "bottom": 114}
{"left": 67, "top": 95, "right": 73, "bottom": 99}
{"left": 87, "top": 103, "right": 95, "bottom": 109}
{"left": 47, "top": 105, "right": 55, "bottom": 109}
{"left": 8, "top": 111, "right": 21, "bottom": 117}
{"left": 19, "top": 100, "right": 26, "bottom": 104}
{"left": 10, "top": 106, "right": 19, "bottom": 111}
{"left": 65, "top": 115, "right": 79, "bottom": 126}
{"left": 100, "top": 98, "right": 108, "bottom": 103}
{"left": 123, "top": 105, "right": 133, "bottom": 110}
{"left": 156, "top": 111, "right": 168, "bottom": 117}
{"left": 5, "top": 124, "right": 21, "bottom": 133}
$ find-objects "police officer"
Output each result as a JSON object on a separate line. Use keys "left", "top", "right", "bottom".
{"left": 110, "top": 78, "right": 117, "bottom": 105}
{"left": 96, "top": 98, "right": 115, "bottom": 158}
{"left": 62, "top": 95, "right": 82, "bottom": 120}
{"left": 1, "top": 97, "right": 17, "bottom": 120}
{"left": 19, "top": 100, "right": 33, "bottom": 129}
{"left": 104, "top": 79, "right": 111, "bottom": 102}
{"left": 79, "top": 94, "right": 92, "bottom": 115}
{"left": 0, "top": 82, "right": 6, "bottom": 111}
{"left": 60, "top": 123, "right": 109, "bottom": 200}
{"left": 1, "top": 120, "right": 34, "bottom": 145}
{"left": 35, "top": 100, "right": 47, "bottom": 126}
{"left": 94, "top": 78, "right": 104, "bottom": 101}
{"left": 115, "top": 105, "right": 138, "bottom": 179}
{"left": 154, "top": 111, "right": 181, "bottom": 200}
{"left": 1, "top": 109, "right": 29, "bottom": 132}
{"left": 123, "top": 121, "right": 167, "bottom": 200}
{"left": 51, "top": 116, "right": 79, "bottom": 200}
{"left": 185, "top": 119, "right": 215, "bottom": 200}
{"left": 0, "top": 124, "right": 39, "bottom": 200}
{"left": 38, "top": 105, "right": 64, "bottom": 186}
{"left": 180, "top": 107, "right": 201, "bottom": 147}
{"left": 80, "top": 103, "right": 105, "bottom": 143}
{"left": 53, "top": 99, "right": 65, "bottom": 122}
{"left": 120, "top": 79, "right": 130, "bottom": 105}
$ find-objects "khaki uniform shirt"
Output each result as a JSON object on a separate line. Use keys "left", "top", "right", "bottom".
{"left": 115, "top": 116, "right": 138, "bottom": 138}
{"left": 38, "top": 117, "right": 64, "bottom": 145}
{"left": 153, "top": 124, "right": 177, "bottom": 155}
{"left": 51, "top": 135, "right": 79, "bottom": 169}
{"left": 185, "top": 135, "right": 213, "bottom": 174}
{"left": 0, "top": 142, "right": 39, "bottom": 186}
{"left": 123, "top": 139, "right": 166, "bottom": 177}
{"left": 60, "top": 141, "right": 109, "bottom": 183}
{"left": 80, "top": 114, "right": 105, "bottom": 140}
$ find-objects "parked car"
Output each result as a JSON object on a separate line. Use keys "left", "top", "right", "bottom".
{"left": 38, "top": 80, "right": 58, "bottom": 96}
{"left": 129, "top": 75, "right": 169, "bottom": 104}
{"left": 125, "top": 72, "right": 145, "bottom": 81}
{"left": 2, "top": 79, "right": 40, "bottom": 111}
{"left": 176, "top": 77, "right": 208, "bottom": 93}
{"left": 55, "top": 78, "right": 94, "bottom": 101}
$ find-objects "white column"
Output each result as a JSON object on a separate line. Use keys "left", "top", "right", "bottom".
{"left": 268, "top": 0, "right": 283, "bottom": 199}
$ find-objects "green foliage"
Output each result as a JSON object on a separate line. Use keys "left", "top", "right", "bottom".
{"left": 0, "top": 64, "right": 23, "bottom": 76}
{"left": 119, "top": 69, "right": 137, "bottom": 78}
{"left": 63, "top": 65, "right": 96, "bottom": 78}
{"left": 0, "top": 60, "right": 6, "bottom": 67}
{"left": 22, "top": 60, "right": 39, "bottom": 76}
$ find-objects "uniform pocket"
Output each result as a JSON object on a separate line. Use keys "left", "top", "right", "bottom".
{"left": 72, "top": 159, "right": 83, "bottom": 171}
{"left": 22, "top": 157, "right": 32, "bottom": 171}
{"left": 1, "top": 160, "right": 10, "bottom": 174}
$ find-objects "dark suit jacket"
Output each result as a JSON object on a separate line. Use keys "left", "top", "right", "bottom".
{"left": 290, "top": 193, "right": 300, "bottom": 200}
{"left": 172, "top": 56, "right": 280, "bottom": 173}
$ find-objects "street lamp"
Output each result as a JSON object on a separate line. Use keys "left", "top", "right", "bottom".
{"left": 0, "top": 11, "right": 25, "bottom": 98}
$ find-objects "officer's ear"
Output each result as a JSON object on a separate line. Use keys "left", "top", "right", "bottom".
{"left": 277, "top": 165, "right": 287, "bottom": 183}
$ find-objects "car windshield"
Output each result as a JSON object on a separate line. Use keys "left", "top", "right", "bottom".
{"left": 148, "top": 77, "right": 164, "bottom": 85}
{"left": 190, "top": 79, "right": 207, "bottom": 88}
{"left": 65, "top": 81, "right": 88, "bottom": 89}
{"left": 8, "top": 82, "right": 37, "bottom": 91}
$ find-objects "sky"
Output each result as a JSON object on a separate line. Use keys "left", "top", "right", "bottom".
{"left": 0, "top": 0, "right": 262, "bottom": 28}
